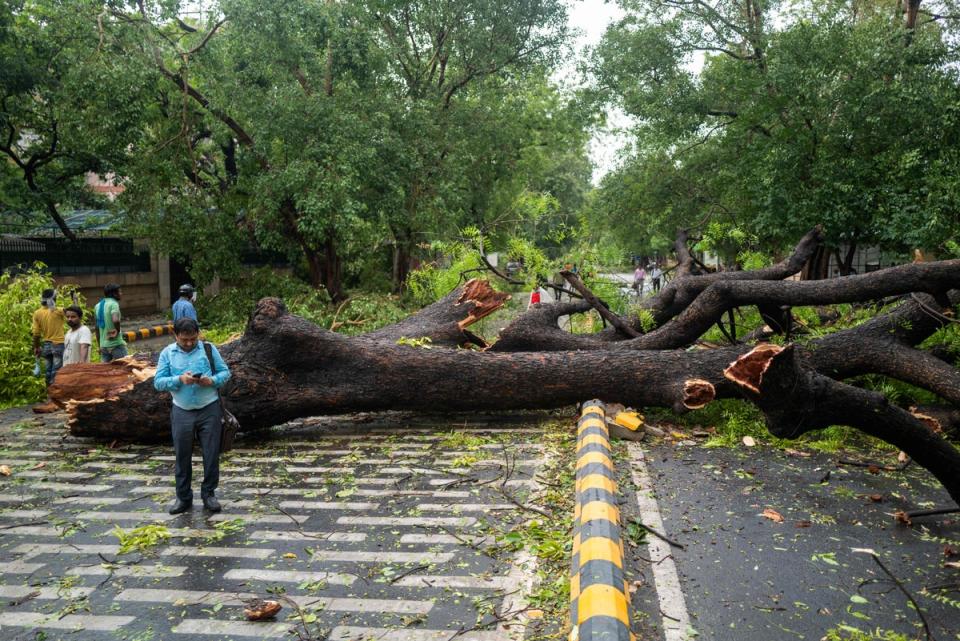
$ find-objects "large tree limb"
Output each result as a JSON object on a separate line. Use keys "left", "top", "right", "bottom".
{"left": 622, "top": 260, "right": 960, "bottom": 350}
{"left": 725, "top": 344, "right": 960, "bottom": 506}
{"left": 559, "top": 270, "right": 640, "bottom": 338}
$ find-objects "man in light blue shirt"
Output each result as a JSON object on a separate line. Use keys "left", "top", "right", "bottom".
{"left": 172, "top": 284, "right": 198, "bottom": 322}
{"left": 154, "top": 318, "right": 231, "bottom": 514}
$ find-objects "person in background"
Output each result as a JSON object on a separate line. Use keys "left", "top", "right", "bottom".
{"left": 96, "top": 283, "right": 127, "bottom": 362}
{"left": 650, "top": 264, "right": 663, "bottom": 293}
{"left": 63, "top": 305, "right": 92, "bottom": 365}
{"left": 528, "top": 283, "right": 542, "bottom": 309}
{"left": 633, "top": 264, "right": 646, "bottom": 296}
{"left": 32, "top": 288, "right": 65, "bottom": 385}
{"left": 153, "top": 318, "right": 231, "bottom": 515}
{"left": 172, "top": 284, "right": 198, "bottom": 322}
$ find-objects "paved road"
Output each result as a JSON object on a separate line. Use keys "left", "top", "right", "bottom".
{"left": 0, "top": 409, "right": 552, "bottom": 640}
{"left": 622, "top": 437, "right": 960, "bottom": 641}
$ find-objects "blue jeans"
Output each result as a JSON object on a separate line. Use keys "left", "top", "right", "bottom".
{"left": 170, "top": 401, "right": 222, "bottom": 502}
{"left": 40, "top": 342, "right": 64, "bottom": 386}
{"left": 100, "top": 344, "right": 128, "bottom": 362}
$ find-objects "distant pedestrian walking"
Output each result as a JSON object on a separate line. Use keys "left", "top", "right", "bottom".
{"left": 154, "top": 318, "right": 232, "bottom": 515}
{"left": 32, "top": 288, "right": 65, "bottom": 385}
{"left": 650, "top": 265, "right": 663, "bottom": 293}
{"left": 172, "top": 284, "right": 198, "bottom": 322}
{"left": 633, "top": 265, "right": 646, "bottom": 295}
{"left": 95, "top": 283, "right": 127, "bottom": 362}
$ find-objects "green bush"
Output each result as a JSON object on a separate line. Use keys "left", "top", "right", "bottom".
{"left": 197, "top": 267, "right": 411, "bottom": 338}
{"left": 0, "top": 263, "right": 85, "bottom": 409}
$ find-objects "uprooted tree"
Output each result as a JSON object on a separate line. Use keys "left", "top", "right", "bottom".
{"left": 49, "top": 227, "right": 960, "bottom": 506}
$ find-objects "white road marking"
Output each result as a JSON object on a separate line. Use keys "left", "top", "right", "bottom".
{"left": 278, "top": 500, "right": 379, "bottom": 510}
{"left": 337, "top": 516, "right": 476, "bottom": 528}
{"left": 392, "top": 575, "right": 514, "bottom": 589}
{"left": 326, "top": 627, "right": 511, "bottom": 641}
{"left": 0, "top": 612, "right": 135, "bottom": 631}
{"left": 249, "top": 530, "right": 366, "bottom": 542}
{"left": 68, "top": 564, "right": 186, "bottom": 577}
{"left": 223, "top": 568, "right": 356, "bottom": 585}
{"left": 311, "top": 550, "right": 453, "bottom": 564}
{"left": 161, "top": 545, "right": 274, "bottom": 559}
{"left": 0, "top": 584, "right": 94, "bottom": 599}
{"left": 171, "top": 619, "right": 291, "bottom": 637}
{"left": 628, "top": 442, "right": 692, "bottom": 641}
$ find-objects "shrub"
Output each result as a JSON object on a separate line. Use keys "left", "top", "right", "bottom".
{"left": 0, "top": 263, "right": 85, "bottom": 408}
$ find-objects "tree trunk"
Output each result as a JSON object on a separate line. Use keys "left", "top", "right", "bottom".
{"left": 46, "top": 226, "right": 960, "bottom": 508}
{"left": 322, "top": 235, "right": 344, "bottom": 302}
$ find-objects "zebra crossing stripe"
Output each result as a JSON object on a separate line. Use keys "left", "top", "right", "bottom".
{"left": 0, "top": 585, "right": 94, "bottom": 599}
{"left": 223, "top": 568, "right": 356, "bottom": 585}
{"left": 68, "top": 564, "right": 186, "bottom": 577}
{"left": 570, "top": 401, "right": 634, "bottom": 641}
{"left": 161, "top": 545, "right": 274, "bottom": 559}
{"left": 171, "top": 619, "right": 290, "bottom": 637}
{"left": 326, "top": 626, "right": 511, "bottom": 641}
{"left": 249, "top": 530, "right": 366, "bottom": 542}
{"left": 0, "top": 612, "right": 135, "bottom": 631}
{"left": 337, "top": 516, "right": 476, "bottom": 527}
{"left": 116, "top": 589, "right": 433, "bottom": 614}
{"left": 311, "top": 550, "right": 454, "bottom": 564}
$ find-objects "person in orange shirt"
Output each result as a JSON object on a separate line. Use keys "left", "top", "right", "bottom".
{"left": 32, "top": 288, "right": 66, "bottom": 385}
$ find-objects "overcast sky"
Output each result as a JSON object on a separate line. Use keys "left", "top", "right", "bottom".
{"left": 565, "top": 0, "right": 631, "bottom": 183}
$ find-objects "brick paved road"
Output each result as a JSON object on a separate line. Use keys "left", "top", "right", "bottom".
{"left": 0, "top": 409, "right": 550, "bottom": 640}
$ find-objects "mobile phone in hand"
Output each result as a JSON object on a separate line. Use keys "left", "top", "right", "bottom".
{"left": 192, "top": 373, "right": 203, "bottom": 379}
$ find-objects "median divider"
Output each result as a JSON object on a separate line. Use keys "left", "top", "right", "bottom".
{"left": 569, "top": 400, "right": 635, "bottom": 641}
{"left": 123, "top": 324, "right": 175, "bottom": 343}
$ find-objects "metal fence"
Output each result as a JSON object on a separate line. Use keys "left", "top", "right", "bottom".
{"left": 0, "top": 236, "right": 151, "bottom": 275}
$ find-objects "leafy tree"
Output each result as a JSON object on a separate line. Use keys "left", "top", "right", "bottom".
{"left": 0, "top": 0, "right": 152, "bottom": 237}
{"left": 590, "top": 0, "right": 960, "bottom": 271}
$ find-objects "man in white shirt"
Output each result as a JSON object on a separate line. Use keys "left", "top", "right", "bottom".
{"left": 63, "top": 306, "right": 92, "bottom": 365}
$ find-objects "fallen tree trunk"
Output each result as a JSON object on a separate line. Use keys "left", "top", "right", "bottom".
{"left": 46, "top": 229, "right": 960, "bottom": 507}
{"left": 55, "top": 296, "right": 740, "bottom": 441}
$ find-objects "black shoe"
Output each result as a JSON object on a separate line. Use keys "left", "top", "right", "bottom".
{"left": 202, "top": 495, "right": 222, "bottom": 513}
{"left": 168, "top": 499, "right": 192, "bottom": 515}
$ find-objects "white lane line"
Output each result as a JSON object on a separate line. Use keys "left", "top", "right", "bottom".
{"left": 171, "top": 619, "right": 291, "bottom": 637}
{"left": 285, "top": 466, "right": 353, "bottom": 473}
{"left": 0, "top": 585, "right": 94, "bottom": 600}
{"left": 160, "top": 546, "right": 274, "bottom": 559}
{"left": 327, "top": 627, "right": 510, "bottom": 641}
{"left": 392, "top": 575, "right": 514, "bottom": 590}
{"left": 628, "top": 442, "right": 692, "bottom": 641}
{"left": 68, "top": 564, "right": 186, "bottom": 577}
{"left": 249, "top": 530, "right": 366, "bottom": 542}
{"left": 278, "top": 500, "right": 379, "bottom": 511}
{"left": 223, "top": 568, "right": 356, "bottom": 585}
{"left": 0, "top": 612, "right": 135, "bottom": 631}
{"left": 311, "top": 550, "right": 453, "bottom": 564}
{"left": 337, "top": 516, "right": 476, "bottom": 528}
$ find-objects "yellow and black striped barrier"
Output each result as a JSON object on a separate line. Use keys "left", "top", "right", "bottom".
{"left": 123, "top": 324, "right": 175, "bottom": 343}
{"left": 570, "top": 400, "right": 634, "bottom": 641}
